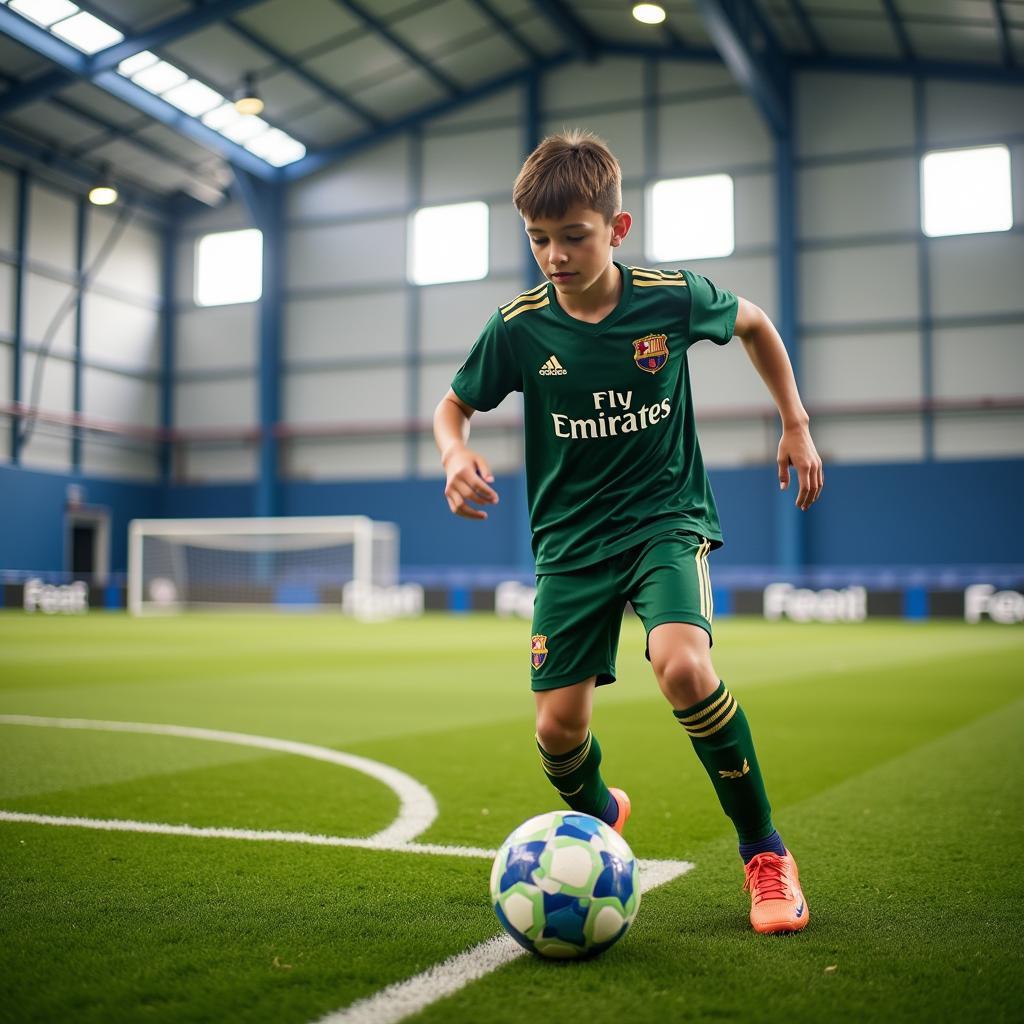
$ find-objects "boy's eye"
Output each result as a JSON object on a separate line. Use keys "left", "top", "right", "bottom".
{"left": 530, "top": 237, "right": 547, "bottom": 245}
{"left": 566, "top": 235, "right": 585, "bottom": 242}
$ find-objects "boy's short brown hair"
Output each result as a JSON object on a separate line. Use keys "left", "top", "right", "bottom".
{"left": 512, "top": 129, "right": 622, "bottom": 223}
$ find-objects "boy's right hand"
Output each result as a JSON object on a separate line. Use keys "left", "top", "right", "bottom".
{"left": 443, "top": 447, "right": 499, "bottom": 520}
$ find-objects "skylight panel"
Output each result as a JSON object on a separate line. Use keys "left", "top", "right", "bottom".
{"left": 9, "top": 0, "right": 77, "bottom": 27}
{"left": 219, "top": 114, "right": 268, "bottom": 144}
{"left": 130, "top": 60, "right": 188, "bottom": 95}
{"left": 195, "top": 229, "right": 263, "bottom": 307}
{"left": 163, "top": 79, "right": 223, "bottom": 117}
{"left": 118, "top": 50, "right": 157, "bottom": 76}
{"left": 50, "top": 10, "right": 123, "bottom": 52}
{"left": 647, "top": 174, "right": 735, "bottom": 262}
{"left": 921, "top": 145, "right": 1013, "bottom": 238}
{"left": 244, "top": 128, "right": 306, "bottom": 167}
{"left": 201, "top": 102, "right": 242, "bottom": 131}
{"left": 409, "top": 202, "right": 489, "bottom": 285}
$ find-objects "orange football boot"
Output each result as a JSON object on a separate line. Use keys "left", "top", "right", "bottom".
{"left": 607, "top": 787, "right": 631, "bottom": 835}
{"left": 743, "top": 850, "right": 809, "bottom": 934}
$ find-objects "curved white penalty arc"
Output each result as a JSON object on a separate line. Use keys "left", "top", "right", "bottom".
{"left": 0, "top": 714, "right": 437, "bottom": 845}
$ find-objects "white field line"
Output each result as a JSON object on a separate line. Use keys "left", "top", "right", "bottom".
{"left": 0, "top": 714, "right": 436, "bottom": 844}
{"left": 315, "top": 858, "right": 695, "bottom": 1024}
{"left": 0, "top": 714, "right": 696, "bottom": 1024}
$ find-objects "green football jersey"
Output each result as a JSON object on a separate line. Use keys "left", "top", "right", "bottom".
{"left": 451, "top": 263, "right": 738, "bottom": 574}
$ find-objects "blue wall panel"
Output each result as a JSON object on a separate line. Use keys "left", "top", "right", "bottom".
{"left": 0, "top": 464, "right": 160, "bottom": 574}
{"left": 1, "top": 458, "right": 1021, "bottom": 575}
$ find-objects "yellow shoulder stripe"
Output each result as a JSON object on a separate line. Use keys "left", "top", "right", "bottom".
{"left": 630, "top": 267, "right": 685, "bottom": 280}
{"left": 503, "top": 296, "right": 549, "bottom": 321}
{"left": 634, "top": 279, "right": 687, "bottom": 288}
{"left": 500, "top": 282, "right": 547, "bottom": 314}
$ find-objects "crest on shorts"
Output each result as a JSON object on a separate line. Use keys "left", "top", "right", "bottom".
{"left": 632, "top": 333, "right": 669, "bottom": 374}
{"left": 531, "top": 634, "right": 549, "bottom": 669}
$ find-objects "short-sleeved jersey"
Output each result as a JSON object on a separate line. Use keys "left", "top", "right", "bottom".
{"left": 451, "top": 263, "right": 738, "bottom": 574}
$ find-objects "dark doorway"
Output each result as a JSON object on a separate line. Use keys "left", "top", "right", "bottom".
{"left": 72, "top": 523, "right": 96, "bottom": 576}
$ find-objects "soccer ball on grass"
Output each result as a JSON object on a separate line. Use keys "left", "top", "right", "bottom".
{"left": 489, "top": 810, "right": 640, "bottom": 959}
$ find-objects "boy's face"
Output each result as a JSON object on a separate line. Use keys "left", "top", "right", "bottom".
{"left": 524, "top": 204, "right": 632, "bottom": 297}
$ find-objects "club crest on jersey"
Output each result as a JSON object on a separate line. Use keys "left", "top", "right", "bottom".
{"left": 632, "top": 333, "right": 669, "bottom": 374}
{"left": 531, "top": 634, "right": 549, "bottom": 669}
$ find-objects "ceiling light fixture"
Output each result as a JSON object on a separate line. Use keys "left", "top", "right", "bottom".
{"left": 233, "top": 74, "right": 264, "bottom": 116}
{"left": 88, "top": 166, "right": 118, "bottom": 206}
{"left": 632, "top": 3, "right": 667, "bottom": 25}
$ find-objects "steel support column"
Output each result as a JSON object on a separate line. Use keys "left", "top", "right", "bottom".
{"left": 11, "top": 169, "right": 28, "bottom": 465}
{"left": 71, "top": 196, "right": 87, "bottom": 472}
{"left": 913, "top": 77, "right": 935, "bottom": 460}
{"left": 406, "top": 127, "right": 423, "bottom": 477}
{"left": 233, "top": 169, "right": 284, "bottom": 517}
{"left": 160, "top": 218, "right": 177, "bottom": 485}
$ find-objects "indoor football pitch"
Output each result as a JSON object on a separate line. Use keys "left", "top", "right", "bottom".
{"left": 1, "top": 611, "right": 1021, "bottom": 1023}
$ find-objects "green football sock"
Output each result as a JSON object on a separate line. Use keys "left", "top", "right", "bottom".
{"left": 536, "top": 730, "right": 612, "bottom": 819}
{"left": 674, "top": 681, "right": 775, "bottom": 843}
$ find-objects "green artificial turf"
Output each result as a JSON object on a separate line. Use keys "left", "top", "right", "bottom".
{"left": 1, "top": 612, "right": 1022, "bottom": 1023}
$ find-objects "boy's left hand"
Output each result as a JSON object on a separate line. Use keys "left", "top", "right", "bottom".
{"left": 778, "top": 426, "right": 823, "bottom": 511}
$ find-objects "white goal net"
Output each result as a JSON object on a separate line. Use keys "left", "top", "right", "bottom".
{"left": 128, "top": 516, "right": 418, "bottom": 619}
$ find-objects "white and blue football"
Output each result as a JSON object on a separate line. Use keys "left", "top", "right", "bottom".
{"left": 489, "top": 810, "right": 641, "bottom": 959}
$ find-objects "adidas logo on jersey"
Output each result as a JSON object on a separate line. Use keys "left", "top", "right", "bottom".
{"left": 540, "top": 356, "right": 567, "bottom": 376}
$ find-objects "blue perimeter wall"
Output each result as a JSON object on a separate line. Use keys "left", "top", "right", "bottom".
{"left": 1, "top": 458, "right": 1022, "bottom": 575}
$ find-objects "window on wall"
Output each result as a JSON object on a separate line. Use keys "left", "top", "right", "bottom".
{"left": 921, "top": 145, "right": 1013, "bottom": 238}
{"left": 646, "top": 174, "right": 734, "bottom": 263}
{"left": 409, "top": 201, "right": 489, "bottom": 285}
{"left": 195, "top": 229, "right": 263, "bottom": 306}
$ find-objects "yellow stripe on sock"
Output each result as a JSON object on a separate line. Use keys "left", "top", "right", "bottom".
{"left": 685, "top": 696, "right": 738, "bottom": 738}
{"left": 675, "top": 686, "right": 730, "bottom": 725}
{"left": 538, "top": 732, "right": 592, "bottom": 777}
{"left": 557, "top": 783, "right": 584, "bottom": 797}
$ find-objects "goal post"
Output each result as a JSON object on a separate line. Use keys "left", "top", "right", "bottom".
{"left": 127, "top": 516, "right": 412, "bottom": 618}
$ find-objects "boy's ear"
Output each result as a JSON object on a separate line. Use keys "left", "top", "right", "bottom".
{"left": 610, "top": 211, "right": 632, "bottom": 247}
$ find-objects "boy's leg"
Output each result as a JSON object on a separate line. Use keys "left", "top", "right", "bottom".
{"left": 647, "top": 622, "right": 777, "bottom": 847}
{"left": 531, "top": 565, "right": 629, "bottom": 830}
{"left": 534, "top": 677, "right": 618, "bottom": 825}
{"left": 630, "top": 531, "right": 807, "bottom": 932}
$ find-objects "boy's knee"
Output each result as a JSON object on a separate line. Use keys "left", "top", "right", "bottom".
{"left": 535, "top": 707, "right": 589, "bottom": 754}
{"left": 653, "top": 648, "right": 718, "bottom": 709}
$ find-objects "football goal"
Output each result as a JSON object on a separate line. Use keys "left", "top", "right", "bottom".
{"left": 127, "top": 516, "right": 413, "bottom": 618}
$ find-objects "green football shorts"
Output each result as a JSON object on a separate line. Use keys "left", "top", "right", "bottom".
{"left": 529, "top": 529, "right": 715, "bottom": 692}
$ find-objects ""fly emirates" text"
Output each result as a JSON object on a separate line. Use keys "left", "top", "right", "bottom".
{"left": 551, "top": 390, "right": 672, "bottom": 440}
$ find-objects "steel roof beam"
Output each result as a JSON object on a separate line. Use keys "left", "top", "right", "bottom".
{"left": 787, "top": 0, "right": 826, "bottom": 55}
{"left": 0, "top": 0, "right": 267, "bottom": 114}
{"left": 471, "top": 0, "right": 542, "bottom": 63}
{"left": 0, "top": 6, "right": 278, "bottom": 180}
{"left": 210, "top": 13, "right": 381, "bottom": 128}
{"left": 333, "top": 0, "right": 462, "bottom": 96}
{"left": 991, "top": 0, "right": 1014, "bottom": 67}
{"left": 693, "top": 0, "right": 791, "bottom": 137}
{"left": 880, "top": 0, "right": 914, "bottom": 62}
{"left": 528, "top": 0, "right": 598, "bottom": 61}
{"left": 795, "top": 52, "right": 1024, "bottom": 85}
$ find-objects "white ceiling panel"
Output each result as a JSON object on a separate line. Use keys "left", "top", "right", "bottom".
{"left": 356, "top": 66, "right": 448, "bottom": 120}
{"left": 85, "top": 0, "right": 191, "bottom": 32}
{"left": 6, "top": 101, "right": 101, "bottom": 147}
{"left": 164, "top": 25, "right": 272, "bottom": 93}
{"left": 389, "top": 0, "right": 490, "bottom": 53}
{"left": 813, "top": 15, "right": 903, "bottom": 57}
{"left": 284, "top": 104, "right": 364, "bottom": 148}
{"left": 908, "top": 23, "right": 1002, "bottom": 63}
{"left": 236, "top": 0, "right": 362, "bottom": 52}
{"left": 304, "top": 34, "right": 402, "bottom": 91}
{"left": 431, "top": 32, "right": 525, "bottom": 87}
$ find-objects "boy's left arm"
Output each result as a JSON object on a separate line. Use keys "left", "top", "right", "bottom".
{"left": 733, "top": 297, "right": 823, "bottom": 511}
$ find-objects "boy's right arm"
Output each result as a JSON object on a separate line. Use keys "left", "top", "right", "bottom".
{"left": 433, "top": 389, "right": 500, "bottom": 521}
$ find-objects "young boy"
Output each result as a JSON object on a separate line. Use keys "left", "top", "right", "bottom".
{"left": 433, "top": 130, "right": 823, "bottom": 935}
